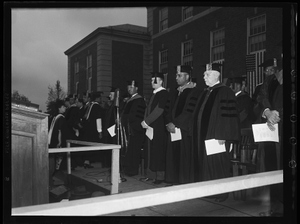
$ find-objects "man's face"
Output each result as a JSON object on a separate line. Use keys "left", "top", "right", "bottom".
{"left": 109, "top": 92, "right": 115, "bottom": 101}
{"left": 127, "top": 85, "right": 138, "bottom": 96}
{"left": 83, "top": 95, "right": 88, "bottom": 103}
{"left": 264, "top": 66, "right": 275, "bottom": 76}
{"left": 176, "top": 72, "right": 189, "bottom": 86}
{"left": 203, "top": 71, "right": 218, "bottom": 87}
{"left": 151, "top": 77, "right": 163, "bottom": 89}
{"left": 59, "top": 105, "right": 66, "bottom": 114}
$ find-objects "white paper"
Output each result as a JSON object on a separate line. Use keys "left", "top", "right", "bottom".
{"left": 171, "top": 127, "right": 182, "bottom": 142}
{"left": 146, "top": 126, "right": 153, "bottom": 140}
{"left": 107, "top": 124, "right": 116, "bottom": 137}
{"left": 252, "top": 123, "right": 279, "bottom": 142}
{"left": 205, "top": 139, "right": 226, "bottom": 155}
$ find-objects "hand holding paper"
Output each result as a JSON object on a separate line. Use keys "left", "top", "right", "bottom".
{"left": 252, "top": 123, "right": 279, "bottom": 142}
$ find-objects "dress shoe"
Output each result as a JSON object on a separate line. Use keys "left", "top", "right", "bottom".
{"left": 153, "top": 179, "right": 164, "bottom": 185}
{"left": 139, "top": 177, "right": 153, "bottom": 182}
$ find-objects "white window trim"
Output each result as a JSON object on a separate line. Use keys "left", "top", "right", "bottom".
{"left": 181, "top": 40, "right": 193, "bottom": 66}
{"left": 182, "top": 6, "right": 193, "bottom": 21}
{"left": 210, "top": 28, "right": 225, "bottom": 62}
{"left": 247, "top": 14, "right": 266, "bottom": 54}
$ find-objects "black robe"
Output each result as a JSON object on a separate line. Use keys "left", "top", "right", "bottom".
{"left": 193, "top": 83, "right": 240, "bottom": 182}
{"left": 256, "top": 74, "right": 283, "bottom": 171}
{"left": 236, "top": 91, "right": 255, "bottom": 129}
{"left": 49, "top": 114, "right": 67, "bottom": 148}
{"left": 65, "top": 104, "right": 80, "bottom": 141}
{"left": 121, "top": 94, "right": 146, "bottom": 175}
{"left": 144, "top": 88, "right": 169, "bottom": 172}
{"left": 165, "top": 85, "right": 199, "bottom": 184}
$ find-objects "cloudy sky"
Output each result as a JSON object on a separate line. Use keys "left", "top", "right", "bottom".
{"left": 11, "top": 6, "right": 147, "bottom": 112}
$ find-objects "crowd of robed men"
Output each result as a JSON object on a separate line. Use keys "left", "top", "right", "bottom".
{"left": 48, "top": 58, "right": 283, "bottom": 211}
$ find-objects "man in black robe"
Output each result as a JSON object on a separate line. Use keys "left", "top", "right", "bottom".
{"left": 256, "top": 58, "right": 283, "bottom": 216}
{"left": 140, "top": 72, "right": 170, "bottom": 184}
{"left": 48, "top": 99, "right": 67, "bottom": 187}
{"left": 80, "top": 91, "right": 105, "bottom": 167}
{"left": 193, "top": 63, "right": 240, "bottom": 202}
{"left": 165, "top": 65, "right": 199, "bottom": 185}
{"left": 230, "top": 77, "right": 255, "bottom": 129}
{"left": 121, "top": 80, "right": 146, "bottom": 176}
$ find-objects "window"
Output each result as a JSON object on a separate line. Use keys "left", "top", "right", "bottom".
{"left": 74, "top": 61, "right": 79, "bottom": 91}
{"left": 159, "top": 50, "right": 168, "bottom": 88}
{"left": 159, "top": 8, "right": 168, "bottom": 32}
{"left": 182, "top": 6, "right": 193, "bottom": 21}
{"left": 86, "top": 55, "right": 92, "bottom": 91}
{"left": 211, "top": 28, "right": 225, "bottom": 62}
{"left": 182, "top": 40, "right": 193, "bottom": 67}
{"left": 248, "top": 14, "right": 266, "bottom": 53}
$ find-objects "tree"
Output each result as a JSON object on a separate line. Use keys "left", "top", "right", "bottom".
{"left": 12, "top": 90, "right": 30, "bottom": 102}
{"left": 46, "top": 80, "right": 66, "bottom": 117}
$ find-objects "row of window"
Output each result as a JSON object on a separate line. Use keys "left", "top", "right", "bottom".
{"left": 158, "top": 13, "right": 266, "bottom": 74}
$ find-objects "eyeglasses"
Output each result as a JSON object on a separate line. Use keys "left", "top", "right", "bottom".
{"left": 264, "top": 68, "right": 274, "bottom": 73}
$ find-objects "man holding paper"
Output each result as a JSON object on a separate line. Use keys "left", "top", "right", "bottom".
{"left": 165, "top": 65, "right": 199, "bottom": 185}
{"left": 192, "top": 63, "right": 240, "bottom": 202}
{"left": 141, "top": 72, "right": 169, "bottom": 184}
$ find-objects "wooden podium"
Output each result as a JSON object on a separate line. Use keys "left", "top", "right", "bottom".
{"left": 11, "top": 105, "right": 49, "bottom": 208}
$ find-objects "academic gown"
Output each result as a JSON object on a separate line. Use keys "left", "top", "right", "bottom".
{"left": 65, "top": 105, "right": 80, "bottom": 141}
{"left": 144, "top": 89, "right": 169, "bottom": 172}
{"left": 165, "top": 85, "right": 199, "bottom": 184}
{"left": 121, "top": 94, "right": 146, "bottom": 176}
{"left": 192, "top": 83, "right": 240, "bottom": 182}
{"left": 236, "top": 91, "right": 255, "bottom": 129}
{"left": 49, "top": 114, "right": 67, "bottom": 148}
{"left": 256, "top": 74, "right": 283, "bottom": 171}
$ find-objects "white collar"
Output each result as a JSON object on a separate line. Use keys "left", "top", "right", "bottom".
{"left": 131, "top": 93, "right": 138, "bottom": 98}
{"left": 235, "top": 90, "right": 242, "bottom": 96}
{"left": 153, "top": 86, "right": 165, "bottom": 94}
{"left": 210, "top": 80, "right": 220, "bottom": 88}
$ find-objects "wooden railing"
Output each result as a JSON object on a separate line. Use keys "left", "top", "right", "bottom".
{"left": 12, "top": 170, "right": 283, "bottom": 216}
{"left": 49, "top": 140, "right": 121, "bottom": 194}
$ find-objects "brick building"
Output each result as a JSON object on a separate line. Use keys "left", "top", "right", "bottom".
{"left": 64, "top": 24, "right": 151, "bottom": 101}
{"left": 148, "top": 6, "right": 282, "bottom": 96}
{"left": 65, "top": 6, "right": 282, "bottom": 101}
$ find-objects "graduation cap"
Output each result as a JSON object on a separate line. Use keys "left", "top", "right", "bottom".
{"left": 82, "top": 91, "right": 92, "bottom": 98}
{"left": 67, "top": 94, "right": 74, "bottom": 99}
{"left": 258, "top": 58, "right": 278, "bottom": 68}
{"left": 127, "top": 80, "right": 139, "bottom": 88}
{"left": 175, "top": 65, "right": 193, "bottom": 75}
{"left": 92, "top": 91, "right": 103, "bottom": 99}
{"left": 203, "top": 63, "right": 223, "bottom": 73}
{"left": 151, "top": 72, "right": 165, "bottom": 84}
{"left": 110, "top": 87, "right": 117, "bottom": 93}
{"left": 230, "top": 76, "right": 244, "bottom": 85}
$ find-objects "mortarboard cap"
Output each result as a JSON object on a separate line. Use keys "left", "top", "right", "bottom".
{"left": 175, "top": 65, "right": 193, "bottom": 74}
{"left": 258, "top": 58, "right": 278, "bottom": 68}
{"left": 231, "top": 76, "right": 244, "bottom": 85}
{"left": 203, "top": 63, "right": 223, "bottom": 73}
{"left": 92, "top": 91, "right": 103, "bottom": 99}
{"left": 127, "top": 80, "right": 139, "bottom": 87}
{"left": 110, "top": 87, "right": 117, "bottom": 92}
{"left": 151, "top": 72, "right": 165, "bottom": 84}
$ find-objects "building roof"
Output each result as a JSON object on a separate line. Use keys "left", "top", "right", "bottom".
{"left": 64, "top": 24, "right": 149, "bottom": 55}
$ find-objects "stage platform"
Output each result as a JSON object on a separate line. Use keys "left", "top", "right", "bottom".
{"left": 51, "top": 162, "right": 273, "bottom": 217}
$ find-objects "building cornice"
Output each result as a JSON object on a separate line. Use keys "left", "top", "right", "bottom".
{"left": 64, "top": 26, "right": 151, "bottom": 56}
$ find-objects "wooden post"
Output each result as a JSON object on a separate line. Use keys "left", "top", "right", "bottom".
{"left": 111, "top": 148, "right": 120, "bottom": 194}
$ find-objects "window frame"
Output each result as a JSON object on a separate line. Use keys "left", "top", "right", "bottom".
{"left": 210, "top": 28, "right": 225, "bottom": 62}
{"left": 181, "top": 39, "right": 193, "bottom": 67}
{"left": 247, "top": 14, "right": 266, "bottom": 54}
{"left": 159, "top": 7, "right": 168, "bottom": 32}
{"left": 182, "top": 6, "right": 193, "bottom": 21}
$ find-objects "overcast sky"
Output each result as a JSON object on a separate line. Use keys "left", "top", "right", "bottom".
{"left": 11, "top": 7, "right": 147, "bottom": 112}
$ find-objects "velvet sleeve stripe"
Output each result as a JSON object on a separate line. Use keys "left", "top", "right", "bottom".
{"left": 220, "top": 106, "right": 237, "bottom": 110}
{"left": 221, "top": 114, "right": 238, "bottom": 117}
{"left": 220, "top": 99, "right": 236, "bottom": 103}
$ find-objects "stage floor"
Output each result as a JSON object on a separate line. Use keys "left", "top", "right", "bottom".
{"left": 53, "top": 162, "right": 275, "bottom": 217}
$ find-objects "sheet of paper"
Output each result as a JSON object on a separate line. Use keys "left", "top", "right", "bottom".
{"left": 171, "top": 127, "right": 182, "bottom": 142}
{"left": 146, "top": 126, "right": 153, "bottom": 140}
{"left": 205, "top": 139, "right": 226, "bottom": 155}
{"left": 252, "top": 123, "right": 279, "bottom": 142}
{"left": 107, "top": 124, "right": 116, "bottom": 137}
